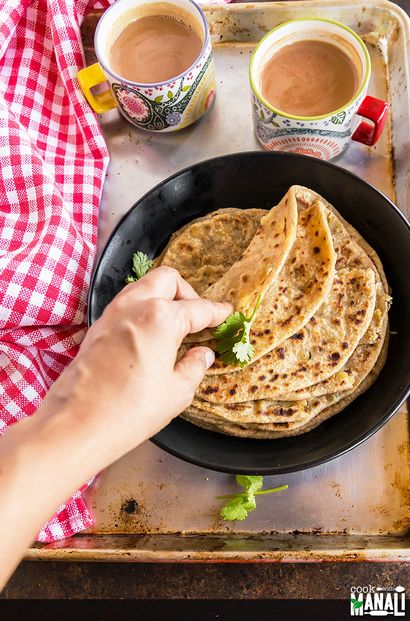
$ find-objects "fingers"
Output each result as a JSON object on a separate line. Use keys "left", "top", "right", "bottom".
{"left": 175, "top": 299, "right": 233, "bottom": 342}
{"left": 123, "top": 266, "right": 199, "bottom": 301}
{"left": 108, "top": 265, "right": 232, "bottom": 355}
{"left": 174, "top": 346, "right": 215, "bottom": 401}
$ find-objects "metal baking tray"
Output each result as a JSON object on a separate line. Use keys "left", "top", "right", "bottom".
{"left": 28, "top": 0, "right": 410, "bottom": 562}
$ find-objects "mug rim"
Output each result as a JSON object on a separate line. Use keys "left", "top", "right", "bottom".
{"left": 94, "top": 0, "right": 210, "bottom": 88}
{"left": 249, "top": 18, "right": 371, "bottom": 122}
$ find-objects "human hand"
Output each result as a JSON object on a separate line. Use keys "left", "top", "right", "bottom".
{"left": 0, "top": 266, "right": 233, "bottom": 589}
{"left": 42, "top": 266, "right": 232, "bottom": 463}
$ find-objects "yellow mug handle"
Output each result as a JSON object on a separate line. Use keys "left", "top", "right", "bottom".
{"left": 78, "top": 63, "right": 117, "bottom": 114}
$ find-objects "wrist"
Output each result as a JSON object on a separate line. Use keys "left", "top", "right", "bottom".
{"left": 0, "top": 407, "right": 96, "bottom": 589}
{"left": 2, "top": 406, "right": 93, "bottom": 514}
{"left": 35, "top": 382, "right": 148, "bottom": 477}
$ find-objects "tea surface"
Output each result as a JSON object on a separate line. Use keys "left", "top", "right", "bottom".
{"left": 260, "top": 39, "right": 359, "bottom": 117}
{"left": 110, "top": 14, "right": 203, "bottom": 83}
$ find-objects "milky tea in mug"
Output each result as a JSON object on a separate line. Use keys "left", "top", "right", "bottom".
{"left": 250, "top": 19, "right": 388, "bottom": 160}
{"left": 109, "top": 10, "right": 203, "bottom": 84}
{"left": 260, "top": 39, "right": 360, "bottom": 117}
{"left": 78, "top": 0, "right": 216, "bottom": 132}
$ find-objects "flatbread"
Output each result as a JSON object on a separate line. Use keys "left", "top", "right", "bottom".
{"left": 183, "top": 326, "right": 389, "bottom": 438}
{"left": 191, "top": 307, "right": 388, "bottom": 426}
{"left": 163, "top": 185, "right": 391, "bottom": 439}
{"left": 195, "top": 192, "right": 391, "bottom": 404}
{"left": 182, "top": 189, "right": 298, "bottom": 344}
{"left": 187, "top": 394, "right": 335, "bottom": 426}
{"left": 158, "top": 208, "right": 265, "bottom": 294}
{"left": 186, "top": 201, "right": 337, "bottom": 373}
{"left": 293, "top": 185, "right": 389, "bottom": 293}
{"left": 191, "top": 397, "right": 309, "bottom": 423}
{"left": 201, "top": 188, "right": 298, "bottom": 316}
{"left": 197, "top": 268, "right": 376, "bottom": 403}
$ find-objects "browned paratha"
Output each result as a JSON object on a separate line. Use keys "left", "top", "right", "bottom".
{"left": 158, "top": 185, "right": 390, "bottom": 438}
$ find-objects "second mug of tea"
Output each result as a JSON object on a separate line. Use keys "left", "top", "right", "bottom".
{"left": 78, "top": 0, "right": 216, "bottom": 132}
{"left": 249, "top": 19, "right": 389, "bottom": 160}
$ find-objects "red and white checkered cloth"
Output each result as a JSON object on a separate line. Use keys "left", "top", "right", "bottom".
{"left": 0, "top": 0, "right": 231, "bottom": 543}
{"left": 0, "top": 0, "right": 110, "bottom": 542}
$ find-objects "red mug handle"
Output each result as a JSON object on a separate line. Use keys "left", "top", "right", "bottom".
{"left": 352, "top": 95, "right": 389, "bottom": 146}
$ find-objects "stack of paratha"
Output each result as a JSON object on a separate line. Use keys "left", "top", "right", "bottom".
{"left": 157, "top": 185, "right": 391, "bottom": 439}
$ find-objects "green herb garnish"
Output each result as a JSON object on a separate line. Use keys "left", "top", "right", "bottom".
{"left": 125, "top": 251, "right": 154, "bottom": 283}
{"left": 214, "top": 296, "right": 261, "bottom": 367}
{"left": 217, "top": 475, "right": 288, "bottom": 521}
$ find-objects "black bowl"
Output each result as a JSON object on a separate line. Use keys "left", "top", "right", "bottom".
{"left": 89, "top": 152, "right": 410, "bottom": 474}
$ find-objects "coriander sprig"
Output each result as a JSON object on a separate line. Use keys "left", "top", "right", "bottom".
{"left": 125, "top": 251, "right": 154, "bottom": 283}
{"left": 214, "top": 295, "right": 261, "bottom": 367}
{"left": 218, "top": 475, "right": 288, "bottom": 521}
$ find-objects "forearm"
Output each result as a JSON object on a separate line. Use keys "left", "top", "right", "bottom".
{"left": 0, "top": 408, "right": 88, "bottom": 587}
{"left": 0, "top": 269, "right": 229, "bottom": 590}
{"left": 0, "top": 393, "right": 142, "bottom": 590}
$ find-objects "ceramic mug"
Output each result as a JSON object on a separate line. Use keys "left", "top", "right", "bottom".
{"left": 249, "top": 19, "right": 389, "bottom": 160}
{"left": 78, "top": 0, "right": 216, "bottom": 132}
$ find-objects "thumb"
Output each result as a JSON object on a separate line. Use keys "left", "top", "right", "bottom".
{"left": 174, "top": 346, "right": 215, "bottom": 392}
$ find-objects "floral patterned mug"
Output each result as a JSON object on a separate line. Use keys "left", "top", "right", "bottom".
{"left": 78, "top": 0, "right": 215, "bottom": 132}
{"left": 250, "top": 19, "right": 389, "bottom": 160}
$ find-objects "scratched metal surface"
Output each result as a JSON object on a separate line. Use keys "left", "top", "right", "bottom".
{"left": 76, "top": 1, "right": 410, "bottom": 549}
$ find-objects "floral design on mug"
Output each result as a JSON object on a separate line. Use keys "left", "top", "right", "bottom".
{"left": 112, "top": 52, "right": 213, "bottom": 131}
{"left": 253, "top": 99, "right": 280, "bottom": 128}
{"left": 258, "top": 126, "right": 352, "bottom": 139}
{"left": 165, "top": 111, "right": 181, "bottom": 126}
{"left": 288, "top": 146, "right": 322, "bottom": 158}
{"left": 205, "top": 89, "right": 215, "bottom": 110}
{"left": 115, "top": 89, "right": 152, "bottom": 122}
{"left": 331, "top": 111, "right": 347, "bottom": 124}
{"left": 265, "top": 137, "right": 340, "bottom": 160}
{"left": 256, "top": 120, "right": 272, "bottom": 143}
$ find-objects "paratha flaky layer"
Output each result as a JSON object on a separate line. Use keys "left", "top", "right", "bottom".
{"left": 178, "top": 202, "right": 337, "bottom": 372}
{"left": 197, "top": 268, "right": 376, "bottom": 404}
{"left": 157, "top": 185, "right": 390, "bottom": 439}
{"left": 159, "top": 208, "right": 265, "bottom": 295}
{"left": 183, "top": 324, "right": 389, "bottom": 438}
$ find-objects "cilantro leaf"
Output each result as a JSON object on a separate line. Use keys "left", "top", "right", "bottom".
{"left": 214, "top": 311, "right": 245, "bottom": 339}
{"left": 214, "top": 347, "right": 237, "bottom": 367}
{"left": 214, "top": 311, "right": 248, "bottom": 366}
{"left": 218, "top": 476, "right": 288, "bottom": 521}
{"left": 236, "top": 475, "right": 263, "bottom": 494}
{"left": 214, "top": 296, "right": 261, "bottom": 368}
{"left": 232, "top": 339, "right": 253, "bottom": 365}
{"left": 126, "top": 251, "right": 154, "bottom": 283}
{"left": 220, "top": 494, "right": 256, "bottom": 521}
{"left": 132, "top": 251, "right": 154, "bottom": 279}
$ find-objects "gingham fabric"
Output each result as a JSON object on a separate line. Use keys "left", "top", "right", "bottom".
{"left": 0, "top": 0, "right": 230, "bottom": 543}
{"left": 0, "top": 0, "right": 110, "bottom": 542}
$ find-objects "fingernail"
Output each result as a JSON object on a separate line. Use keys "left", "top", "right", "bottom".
{"left": 204, "top": 349, "right": 215, "bottom": 369}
